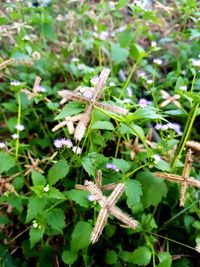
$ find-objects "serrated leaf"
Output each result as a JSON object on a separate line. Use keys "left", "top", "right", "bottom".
{"left": 92, "top": 121, "right": 114, "bottom": 131}
{"left": 62, "top": 250, "right": 78, "bottom": 265}
{"left": 0, "top": 152, "right": 15, "bottom": 174}
{"left": 26, "top": 196, "right": 47, "bottom": 222}
{"left": 71, "top": 221, "right": 92, "bottom": 252}
{"left": 29, "top": 227, "right": 45, "bottom": 248}
{"left": 46, "top": 208, "right": 65, "bottom": 232}
{"left": 137, "top": 171, "right": 167, "bottom": 208}
{"left": 111, "top": 43, "right": 129, "bottom": 64}
{"left": 112, "top": 158, "right": 130, "bottom": 173}
{"left": 55, "top": 102, "right": 85, "bottom": 120}
{"left": 47, "top": 160, "right": 70, "bottom": 186}
{"left": 65, "top": 189, "right": 89, "bottom": 208}
{"left": 31, "top": 171, "right": 46, "bottom": 186}
{"left": 45, "top": 187, "right": 65, "bottom": 199}
{"left": 82, "top": 156, "right": 96, "bottom": 177}
{"left": 125, "top": 179, "right": 142, "bottom": 209}
{"left": 130, "top": 246, "right": 151, "bottom": 266}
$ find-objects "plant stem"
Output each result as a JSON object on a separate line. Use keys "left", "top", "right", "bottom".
{"left": 171, "top": 103, "right": 199, "bottom": 170}
{"left": 119, "top": 58, "right": 141, "bottom": 99}
{"left": 15, "top": 92, "right": 21, "bottom": 160}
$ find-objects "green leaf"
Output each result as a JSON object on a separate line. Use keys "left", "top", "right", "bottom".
{"left": 46, "top": 208, "right": 65, "bottom": 232}
{"left": 105, "top": 250, "right": 118, "bottom": 265}
{"left": 112, "top": 158, "right": 130, "bottom": 173}
{"left": 130, "top": 246, "right": 151, "bottom": 266}
{"left": 62, "top": 250, "right": 78, "bottom": 265}
{"left": 157, "top": 252, "right": 172, "bottom": 267}
{"left": 26, "top": 196, "right": 47, "bottom": 223}
{"left": 82, "top": 157, "right": 96, "bottom": 177}
{"left": 47, "top": 160, "right": 70, "bottom": 186}
{"left": 0, "top": 152, "right": 15, "bottom": 174}
{"left": 125, "top": 179, "right": 142, "bottom": 209}
{"left": 0, "top": 215, "right": 11, "bottom": 225}
{"left": 130, "top": 107, "right": 163, "bottom": 121}
{"left": 55, "top": 102, "right": 85, "bottom": 120}
{"left": 137, "top": 171, "right": 167, "bottom": 208}
{"left": 155, "top": 159, "right": 171, "bottom": 172}
{"left": 65, "top": 189, "right": 89, "bottom": 208}
{"left": 31, "top": 171, "right": 46, "bottom": 186}
{"left": 45, "top": 187, "right": 65, "bottom": 199}
{"left": 29, "top": 227, "right": 45, "bottom": 248}
{"left": 111, "top": 43, "right": 129, "bottom": 64}
{"left": 120, "top": 30, "right": 134, "bottom": 48}
{"left": 92, "top": 121, "right": 114, "bottom": 131}
{"left": 71, "top": 221, "right": 92, "bottom": 251}
{"left": 130, "top": 124, "right": 145, "bottom": 141}
{"left": 130, "top": 44, "right": 146, "bottom": 60}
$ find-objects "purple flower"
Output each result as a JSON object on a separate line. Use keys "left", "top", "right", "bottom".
{"left": 168, "top": 123, "right": 182, "bottom": 136}
{"left": 155, "top": 123, "right": 182, "bottom": 136}
{"left": 106, "top": 163, "right": 119, "bottom": 172}
{"left": 53, "top": 139, "right": 63, "bottom": 148}
{"left": 54, "top": 138, "right": 73, "bottom": 148}
{"left": 138, "top": 98, "right": 152, "bottom": 108}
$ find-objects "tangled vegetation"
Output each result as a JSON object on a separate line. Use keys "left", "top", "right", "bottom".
{"left": 0, "top": 0, "right": 200, "bottom": 266}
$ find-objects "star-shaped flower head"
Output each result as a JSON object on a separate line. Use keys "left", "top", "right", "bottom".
{"left": 76, "top": 170, "right": 138, "bottom": 244}
{"left": 155, "top": 149, "right": 200, "bottom": 206}
{"left": 53, "top": 68, "right": 128, "bottom": 141}
{"left": 160, "top": 90, "right": 181, "bottom": 108}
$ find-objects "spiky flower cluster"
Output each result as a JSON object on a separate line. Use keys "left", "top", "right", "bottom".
{"left": 53, "top": 68, "right": 128, "bottom": 141}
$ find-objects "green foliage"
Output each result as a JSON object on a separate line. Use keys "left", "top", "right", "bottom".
{"left": 0, "top": 0, "right": 200, "bottom": 265}
{"left": 0, "top": 152, "right": 15, "bottom": 173}
{"left": 47, "top": 159, "right": 70, "bottom": 186}
{"left": 137, "top": 172, "right": 167, "bottom": 208}
{"left": 71, "top": 222, "right": 92, "bottom": 252}
{"left": 130, "top": 246, "right": 151, "bottom": 266}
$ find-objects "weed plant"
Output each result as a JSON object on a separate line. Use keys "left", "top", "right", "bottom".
{"left": 0, "top": 0, "right": 200, "bottom": 266}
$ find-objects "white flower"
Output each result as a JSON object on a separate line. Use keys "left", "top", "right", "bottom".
{"left": 153, "top": 154, "right": 161, "bottom": 163}
{"left": 11, "top": 134, "right": 19, "bottom": 139}
{"left": 147, "top": 79, "right": 153, "bottom": 84}
{"left": 88, "top": 194, "right": 97, "bottom": 202}
{"left": 192, "top": 59, "right": 200, "bottom": 68}
{"left": 15, "top": 124, "right": 25, "bottom": 131}
{"left": 153, "top": 58, "right": 163, "bottom": 65}
{"left": 72, "top": 146, "right": 82, "bottom": 155}
{"left": 179, "top": 85, "right": 187, "bottom": 91}
{"left": 35, "top": 86, "right": 46, "bottom": 92}
{"left": 23, "top": 35, "right": 30, "bottom": 41}
{"left": 109, "top": 82, "right": 115, "bottom": 87}
{"left": 151, "top": 41, "right": 157, "bottom": 47}
{"left": 126, "top": 86, "right": 132, "bottom": 97}
{"left": 10, "top": 81, "right": 21, "bottom": 86}
{"left": 71, "top": 57, "right": 79, "bottom": 63}
{"left": 0, "top": 142, "right": 6, "bottom": 148}
{"left": 109, "top": 1, "right": 115, "bottom": 10}
{"left": 32, "top": 220, "right": 38, "bottom": 228}
{"left": 77, "top": 63, "right": 86, "bottom": 70}
{"left": 196, "top": 244, "right": 200, "bottom": 253}
{"left": 43, "top": 185, "right": 49, "bottom": 192}
{"left": 98, "top": 31, "right": 109, "bottom": 41}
